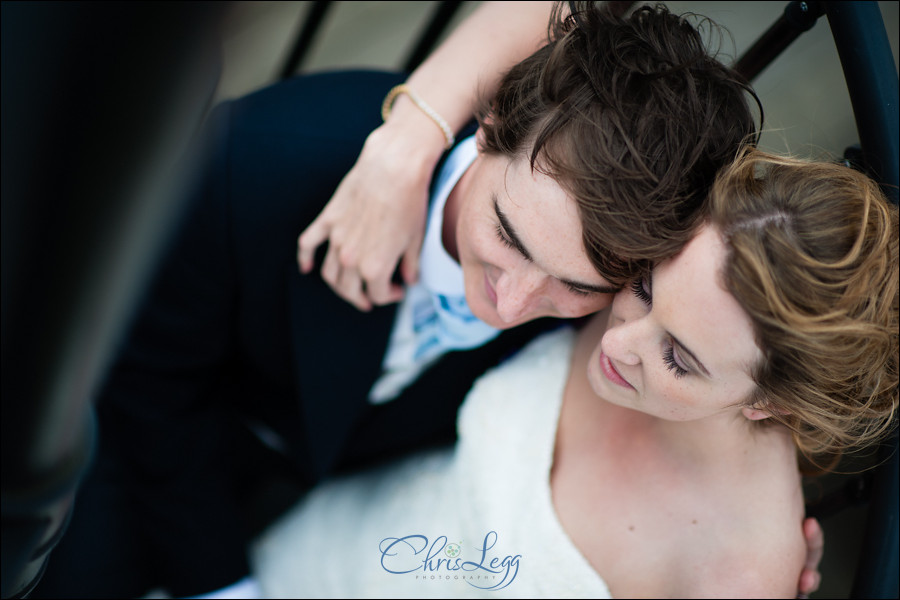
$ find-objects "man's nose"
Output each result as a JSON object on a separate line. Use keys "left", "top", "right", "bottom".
{"left": 495, "top": 265, "right": 547, "bottom": 324}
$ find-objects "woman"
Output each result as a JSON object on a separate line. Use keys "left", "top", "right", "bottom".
{"left": 253, "top": 148, "right": 897, "bottom": 598}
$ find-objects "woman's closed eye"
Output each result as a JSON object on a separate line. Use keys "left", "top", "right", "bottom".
{"left": 631, "top": 276, "right": 652, "bottom": 305}
{"left": 663, "top": 343, "right": 689, "bottom": 378}
{"left": 631, "top": 274, "right": 692, "bottom": 378}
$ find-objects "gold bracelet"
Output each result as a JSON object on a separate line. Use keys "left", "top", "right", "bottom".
{"left": 381, "top": 84, "right": 455, "bottom": 150}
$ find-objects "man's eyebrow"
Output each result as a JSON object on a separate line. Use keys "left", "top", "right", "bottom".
{"left": 494, "top": 195, "right": 620, "bottom": 295}
{"left": 494, "top": 196, "right": 532, "bottom": 261}
{"left": 670, "top": 334, "right": 711, "bottom": 377}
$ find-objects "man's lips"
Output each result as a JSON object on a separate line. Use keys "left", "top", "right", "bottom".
{"left": 600, "top": 351, "right": 634, "bottom": 390}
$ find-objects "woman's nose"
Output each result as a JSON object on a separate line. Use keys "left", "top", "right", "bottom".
{"left": 601, "top": 311, "right": 645, "bottom": 367}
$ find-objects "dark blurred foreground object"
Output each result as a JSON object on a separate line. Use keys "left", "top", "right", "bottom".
{"left": 1, "top": 2, "right": 226, "bottom": 597}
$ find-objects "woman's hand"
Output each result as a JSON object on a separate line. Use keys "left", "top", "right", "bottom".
{"left": 297, "top": 114, "right": 445, "bottom": 312}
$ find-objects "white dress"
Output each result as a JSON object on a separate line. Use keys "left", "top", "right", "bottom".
{"left": 251, "top": 326, "right": 612, "bottom": 599}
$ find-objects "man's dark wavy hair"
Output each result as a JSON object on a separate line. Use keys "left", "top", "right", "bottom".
{"left": 478, "top": 1, "right": 762, "bottom": 286}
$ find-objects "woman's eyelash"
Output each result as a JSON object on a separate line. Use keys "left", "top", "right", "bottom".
{"left": 663, "top": 344, "right": 688, "bottom": 378}
{"left": 631, "top": 278, "right": 652, "bottom": 305}
{"left": 630, "top": 275, "right": 687, "bottom": 378}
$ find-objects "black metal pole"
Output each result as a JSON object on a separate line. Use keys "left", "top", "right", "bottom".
{"left": 826, "top": 5, "right": 899, "bottom": 596}
{"left": 280, "top": 1, "right": 333, "bottom": 80}
{"left": 1, "top": 2, "right": 226, "bottom": 596}
{"left": 733, "top": 1, "right": 825, "bottom": 82}
{"left": 826, "top": 1, "right": 900, "bottom": 206}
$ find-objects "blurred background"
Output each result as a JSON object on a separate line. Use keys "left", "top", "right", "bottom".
{"left": 216, "top": 1, "right": 898, "bottom": 161}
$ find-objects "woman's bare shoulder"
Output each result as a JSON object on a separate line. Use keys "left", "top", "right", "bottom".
{"left": 692, "top": 533, "right": 807, "bottom": 598}
{"left": 679, "top": 463, "right": 807, "bottom": 597}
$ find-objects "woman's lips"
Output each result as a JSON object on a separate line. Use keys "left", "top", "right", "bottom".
{"left": 484, "top": 272, "right": 498, "bottom": 306}
{"left": 600, "top": 351, "right": 634, "bottom": 390}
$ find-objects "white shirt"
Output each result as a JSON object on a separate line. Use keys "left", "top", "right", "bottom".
{"left": 368, "top": 136, "right": 500, "bottom": 404}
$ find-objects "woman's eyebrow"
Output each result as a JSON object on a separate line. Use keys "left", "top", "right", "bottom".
{"left": 494, "top": 195, "right": 619, "bottom": 295}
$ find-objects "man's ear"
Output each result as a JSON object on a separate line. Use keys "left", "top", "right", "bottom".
{"left": 474, "top": 108, "right": 496, "bottom": 147}
{"left": 475, "top": 125, "right": 486, "bottom": 148}
{"left": 741, "top": 402, "right": 790, "bottom": 421}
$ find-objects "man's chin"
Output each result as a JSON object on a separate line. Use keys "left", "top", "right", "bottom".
{"left": 469, "top": 303, "right": 502, "bottom": 330}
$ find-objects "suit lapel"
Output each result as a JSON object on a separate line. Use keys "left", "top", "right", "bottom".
{"left": 286, "top": 267, "right": 396, "bottom": 479}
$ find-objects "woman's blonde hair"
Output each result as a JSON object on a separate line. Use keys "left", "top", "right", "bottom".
{"left": 709, "top": 148, "right": 898, "bottom": 471}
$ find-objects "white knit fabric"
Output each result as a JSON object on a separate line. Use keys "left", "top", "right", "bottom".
{"left": 251, "top": 326, "right": 611, "bottom": 599}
